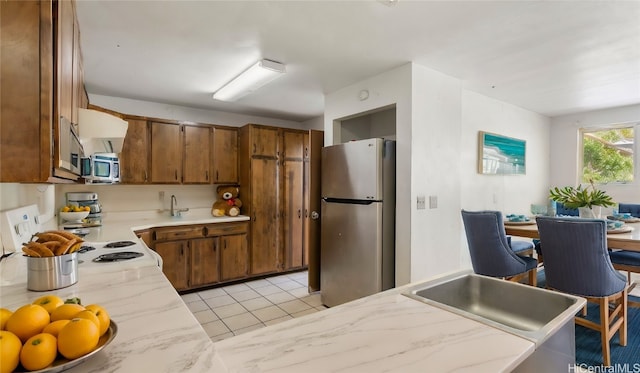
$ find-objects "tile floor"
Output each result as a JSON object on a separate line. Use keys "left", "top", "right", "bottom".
{"left": 180, "top": 270, "right": 326, "bottom": 342}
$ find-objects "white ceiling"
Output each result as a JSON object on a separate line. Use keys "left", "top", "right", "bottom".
{"left": 75, "top": 0, "right": 640, "bottom": 123}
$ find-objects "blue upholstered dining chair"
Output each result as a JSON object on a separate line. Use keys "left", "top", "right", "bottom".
{"left": 536, "top": 216, "right": 628, "bottom": 366}
{"left": 618, "top": 203, "right": 640, "bottom": 218}
{"left": 461, "top": 210, "right": 538, "bottom": 286}
{"left": 609, "top": 203, "right": 640, "bottom": 295}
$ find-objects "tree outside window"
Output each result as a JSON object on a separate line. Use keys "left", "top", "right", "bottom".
{"left": 582, "top": 127, "right": 634, "bottom": 183}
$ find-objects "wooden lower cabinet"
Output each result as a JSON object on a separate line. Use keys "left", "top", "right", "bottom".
{"left": 190, "top": 238, "right": 220, "bottom": 287}
{"left": 154, "top": 240, "right": 190, "bottom": 291}
{"left": 152, "top": 222, "right": 249, "bottom": 291}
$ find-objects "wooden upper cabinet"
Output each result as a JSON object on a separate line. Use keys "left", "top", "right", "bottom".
{"left": 120, "top": 118, "right": 150, "bottom": 183}
{"left": 183, "top": 125, "right": 211, "bottom": 184}
{"left": 282, "top": 130, "right": 305, "bottom": 160}
{"left": 250, "top": 126, "right": 280, "bottom": 158}
{"left": 0, "top": 0, "right": 85, "bottom": 183}
{"left": 57, "top": 0, "right": 74, "bottom": 124}
{"left": 151, "top": 122, "right": 182, "bottom": 183}
{"left": 212, "top": 127, "right": 238, "bottom": 183}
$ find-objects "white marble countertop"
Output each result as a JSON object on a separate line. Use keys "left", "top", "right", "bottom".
{"left": 1, "top": 210, "right": 539, "bottom": 372}
{"left": 212, "top": 275, "right": 536, "bottom": 373}
{"left": 63, "top": 207, "right": 250, "bottom": 242}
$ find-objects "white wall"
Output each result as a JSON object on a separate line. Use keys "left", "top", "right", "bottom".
{"left": 550, "top": 104, "right": 640, "bottom": 204}
{"left": 410, "top": 64, "right": 463, "bottom": 282}
{"left": 324, "top": 63, "right": 413, "bottom": 285}
{"left": 324, "top": 63, "right": 552, "bottom": 285}
{"left": 301, "top": 115, "right": 324, "bottom": 131}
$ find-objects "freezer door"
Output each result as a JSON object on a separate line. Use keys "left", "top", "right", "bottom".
{"left": 321, "top": 138, "right": 383, "bottom": 200}
{"left": 320, "top": 199, "right": 383, "bottom": 307}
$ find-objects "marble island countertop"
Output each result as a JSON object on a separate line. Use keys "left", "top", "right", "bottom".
{"left": 1, "top": 210, "right": 539, "bottom": 372}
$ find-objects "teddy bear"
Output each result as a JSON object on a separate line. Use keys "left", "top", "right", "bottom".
{"left": 211, "top": 185, "right": 242, "bottom": 217}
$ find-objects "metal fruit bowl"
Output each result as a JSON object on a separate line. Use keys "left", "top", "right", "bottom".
{"left": 59, "top": 211, "right": 89, "bottom": 222}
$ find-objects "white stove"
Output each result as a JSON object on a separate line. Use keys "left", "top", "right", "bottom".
{"left": 1, "top": 205, "right": 161, "bottom": 286}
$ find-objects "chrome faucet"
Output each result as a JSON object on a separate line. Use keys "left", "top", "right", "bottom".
{"left": 170, "top": 194, "right": 189, "bottom": 217}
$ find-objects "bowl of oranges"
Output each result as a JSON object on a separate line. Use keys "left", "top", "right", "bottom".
{"left": 59, "top": 206, "right": 90, "bottom": 223}
{"left": 0, "top": 296, "right": 116, "bottom": 372}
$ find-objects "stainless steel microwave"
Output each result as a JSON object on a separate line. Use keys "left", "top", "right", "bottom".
{"left": 81, "top": 153, "right": 120, "bottom": 184}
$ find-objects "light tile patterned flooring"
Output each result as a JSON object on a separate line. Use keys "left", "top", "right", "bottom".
{"left": 180, "top": 270, "right": 326, "bottom": 342}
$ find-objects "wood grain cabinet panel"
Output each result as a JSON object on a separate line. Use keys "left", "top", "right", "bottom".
{"left": 1, "top": 0, "right": 86, "bottom": 182}
{"left": 220, "top": 234, "right": 248, "bottom": 281}
{"left": 183, "top": 125, "right": 212, "bottom": 184}
{"left": 212, "top": 127, "right": 238, "bottom": 183}
{"left": 154, "top": 240, "right": 190, "bottom": 291}
{"left": 190, "top": 238, "right": 220, "bottom": 287}
{"left": 151, "top": 122, "right": 182, "bottom": 183}
{"left": 120, "top": 119, "right": 150, "bottom": 183}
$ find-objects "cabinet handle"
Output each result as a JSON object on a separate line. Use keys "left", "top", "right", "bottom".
{"left": 206, "top": 170, "right": 209, "bottom": 181}
{"left": 253, "top": 144, "right": 256, "bottom": 154}
{"left": 175, "top": 170, "right": 178, "bottom": 180}
{"left": 304, "top": 208, "right": 308, "bottom": 218}
{"left": 253, "top": 213, "right": 257, "bottom": 222}
{"left": 215, "top": 170, "right": 219, "bottom": 180}
{"left": 298, "top": 209, "right": 301, "bottom": 219}
{"left": 213, "top": 241, "right": 216, "bottom": 252}
{"left": 224, "top": 240, "right": 227, "bottom": 249}
{"left": 144, "top": 170, "right": 148, "bottom": 182}
{"left": 180, "top": 246, "right": 184, "bottom": 256}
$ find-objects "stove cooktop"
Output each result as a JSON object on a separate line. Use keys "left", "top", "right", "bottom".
{"left": 104, "top": 241, "right": 137, "bottom": 248}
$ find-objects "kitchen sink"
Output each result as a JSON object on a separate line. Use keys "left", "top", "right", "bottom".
{"left": 403, "top": 271, "right": 585, "bottom": 346}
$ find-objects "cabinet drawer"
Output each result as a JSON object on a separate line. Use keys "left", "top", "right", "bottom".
{"left": 205, "top": 222, "right": 248, "bottom": 237}
{"left": 155, "top": 225, "right": 205, "bottom": 241}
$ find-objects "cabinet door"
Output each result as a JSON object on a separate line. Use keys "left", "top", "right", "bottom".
{"left": 190, "top": 238, "right": 220, "bottom": 287}
{"left": 250, "top": 126, "right": 280, "bottom": 158}
{"left": 151, "top": 122, "right": 182, "bottom": 183}
{"left": 250, "top": 158, "right": 280, "bottom": 274}
{"left": 120, "top": 119, "right": 150, "bottom": 183}
{"left": 212, "top": 127, "right": 238, "bottom": 183}
{"left": 183, "top": 125, "right": 211, "bottom": 184}
{"left": 57, "top": 0, "right": 74, "bottom": 124}
{"left": 220, "top": 234, "right": 248, "bottom": 281}
{"left": 283, "top": 159, "right": 304, "bottom": 270}
{"left": 155, "top": 241, "right": 189, "bottom": 291}
{"left": 282, "top": 130, "right": 305, "bottom": 160}
{"left": 135, "top": 229, "right": 153, "bottom": 249}
{"left": 71, "top": 14, "right": 81, "bottom": 125}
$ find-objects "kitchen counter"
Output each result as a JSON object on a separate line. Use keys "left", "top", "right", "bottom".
{"left": 212, "top": 274, "right": 536, "bottom": 372}
{"left": 1, "top": 210, "right": 538, "bottom": 372}
{"left": 71, "top": 207, "right": 250, "bottom": 242}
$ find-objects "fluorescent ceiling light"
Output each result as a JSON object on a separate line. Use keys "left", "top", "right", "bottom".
{"left": 213, "top": 59, "right": 286, "bottom": 101}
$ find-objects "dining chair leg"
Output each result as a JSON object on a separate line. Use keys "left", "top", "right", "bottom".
{"left": 528, "top": 268, "right": 537, "bottom": 287}
{"left": 620, "top": 288, "right": 628, "bottom": 346}
{"left": 599, "top": 296, "right": 612, "bottom": 366}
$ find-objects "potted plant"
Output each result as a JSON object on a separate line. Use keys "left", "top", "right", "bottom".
{"left": 548, "top": 180, "right": 615, "bottom": 218}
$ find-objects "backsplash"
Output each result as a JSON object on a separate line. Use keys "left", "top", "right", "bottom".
{"left": 56, "top": 184, "right": 219, "bottom": 214}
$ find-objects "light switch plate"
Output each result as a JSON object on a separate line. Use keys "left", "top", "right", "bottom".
{"left": 429, "top": 195, "right": 438, "bottom": 209}
{"left": 417, "top": 196, "right": 426, "bottom": 210}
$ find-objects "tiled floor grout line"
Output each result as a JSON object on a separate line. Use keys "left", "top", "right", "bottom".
{"left": 182, "top": 270, "right": 325, "bottom": 341}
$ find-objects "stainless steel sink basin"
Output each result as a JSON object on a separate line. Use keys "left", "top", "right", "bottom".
{"left": 403, "top": 271, "right": 586, "bottom": 346}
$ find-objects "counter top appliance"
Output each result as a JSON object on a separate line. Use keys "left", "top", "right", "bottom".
{"left": 65, "top": 192, "right": 102, "bottom": 227}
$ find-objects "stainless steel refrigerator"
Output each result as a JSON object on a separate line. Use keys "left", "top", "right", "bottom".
{"left": 320, "top": 138, "right": 396, "bottom": 307}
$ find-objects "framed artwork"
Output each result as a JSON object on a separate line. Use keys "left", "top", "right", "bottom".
{"left": 478, "top": 131, "right": 526, "bottom": 175}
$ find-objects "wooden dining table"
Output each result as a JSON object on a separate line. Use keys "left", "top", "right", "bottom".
{"left": 504, "top": 220, "right": 640, "bottom": 252}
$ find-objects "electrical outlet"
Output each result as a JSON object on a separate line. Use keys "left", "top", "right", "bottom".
{"left": 429, "top": 195, "right": 438, "bottom": 209}
{"left": 159, "top": 191, "right": 165, "bottom": 201}
{"left": 417, "top": 196, "right": 426, "bottom": 210}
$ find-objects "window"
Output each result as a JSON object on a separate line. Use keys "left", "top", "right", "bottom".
{"left": 581, "top": 124, "right": 638, "bottom": 184}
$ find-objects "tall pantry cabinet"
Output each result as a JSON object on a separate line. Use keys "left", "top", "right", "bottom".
{"left": 239, "top": 124, "right": 322, "bottom": 276}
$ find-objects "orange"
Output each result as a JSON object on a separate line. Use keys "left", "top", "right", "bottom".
{"left": 4, "top": 304, "right": 50, "bottom": 343}
{"left": 73, "top": 310, "right": 100, "bottom": 330}
{"left": 42, "top": 319, "right": 70, "bottom": 338}
{"left": 32, "top": 295, "right": 64, "bottom": 314}
{"left": 85, "top": 304, "right": 110, "bottom": 336}
{"left": 57, "top": 318, "right": 99, "bottom": 360}
{"left": 50, "top": 303, "right": 85, "bottom": 322}
{"left": 0, "top": 308, "right": 12, "bottom": 330}
{"left": 20, "top": 333, "right": 57, "bottom": 371}
{"left": 0, "top": 330, "right": 22, "bottom": 373}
